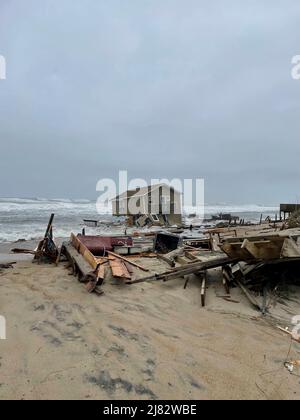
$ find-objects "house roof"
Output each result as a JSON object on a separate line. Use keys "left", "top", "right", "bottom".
{"left": 113, "top": 183, "right": 181, "bottom": 200}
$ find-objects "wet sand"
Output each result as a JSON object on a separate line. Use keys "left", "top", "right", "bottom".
{"left": 0, "top": 243, "right": 300, "bottom": 400}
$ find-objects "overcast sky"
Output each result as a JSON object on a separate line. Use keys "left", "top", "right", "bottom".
{"left": 0, "top": 0, "right": 300, "bottom": 204}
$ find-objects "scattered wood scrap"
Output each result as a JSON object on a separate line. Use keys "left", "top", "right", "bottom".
{"left": 127, "top": 256, "right": 238, "bottom": 285}
{"left": 107, "top": 251, "right": 149, "bottom": 272}
{"left": 235, "top": 278, "right": 262, "bottom": 311}
{"left": 157, "top": 247, "right": 185, "bottom": 267}
{"left": 34, "top": 213, "right": 58, "bottom": 263}
{"left": 109, "top": 257, "right": 131, "bottom": 280}
{"left": 221, "top": 234, "right": 300, "bottom": 261}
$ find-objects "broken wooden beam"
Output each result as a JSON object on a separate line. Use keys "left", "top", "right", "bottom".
{"left": 157, "top": 247, "right": 185, "bottom": 267}
{"left": 127, "top": 256, "right": 238, "bottom": 285}
{"left": 222, "top": 266, "right": 232, "bottom": 295}
{"left": 235, "top": 278, "right": 262, "bottom": 311}
{"left": 63, "top": 242, "right": 96, "bottom": 281}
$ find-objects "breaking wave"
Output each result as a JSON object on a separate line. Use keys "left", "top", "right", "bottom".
{"left": 0, "top": 198, "right": 278, "bottom": 243}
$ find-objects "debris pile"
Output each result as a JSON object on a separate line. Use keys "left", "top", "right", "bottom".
{"left": 10, "top": 212, "right": 300, "bottom": 317}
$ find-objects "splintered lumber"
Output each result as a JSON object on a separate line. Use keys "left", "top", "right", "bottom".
{"left": 97, "top": 262, "right": 107, "bottom": 282}
{"left": 235, "top": 278, "right": 262, "bottom": 311}
{"left": 55, "top": 246, "right": 63, "bottom": 266}
{"left": 221, "top": 241, "right": 253, "bottom": 260}
{"left": 35, "top": 213, "right": 56, "bottom": 261}
{"left": 127, "top": 256, "right": 238, "bottom": 285}
{"left": 157, "top": 247, "right": 185, "bottom": 267}
{"left": 109, "top": 257, "right": 131, "bottom": 280}
{"left": 222, "top": 266, "right": 232, "bottom": 294}
{"left": 157, "top": 254, "right": 176, "bottom": 267}
{"left": 71, "top": 233, "right": 100, "bottom": 271}
{"left": 107, "top": 251, "right": 149, "bottom": 272}
{"left": 281, "top": 238, "right": 300, "bottom": 258}
{"left": 238, "top": 257, "right": 300, "bottom": 287}
{"left": 222, "top": 233, "right": 300, "bottom": 261}
{"left": 241, "top": 238, "right": 284, "bottom": 260}
{"left": 184, "top": 250, "right": 200, "bottom": 261}
{"left": 176, "top": 256, "right": 191, "bottom": 266}
{"left": 63, "top": 242, "right": 94, "bottom": 280}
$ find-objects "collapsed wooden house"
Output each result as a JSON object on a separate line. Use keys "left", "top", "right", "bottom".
{"left": 112, "top": 183, "right": 182, "bottom": 227}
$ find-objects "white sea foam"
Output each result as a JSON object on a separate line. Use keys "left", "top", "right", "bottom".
{"left": 0, "top": 198, "right": 279, "bottom": 243}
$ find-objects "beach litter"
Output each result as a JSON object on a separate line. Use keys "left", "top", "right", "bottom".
{"left": 284, "top": 360, "right": 300, "bottom": 373}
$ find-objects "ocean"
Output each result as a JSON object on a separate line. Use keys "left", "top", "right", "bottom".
{"left": 0, "top": 198, "right": 279, "bottom": 243}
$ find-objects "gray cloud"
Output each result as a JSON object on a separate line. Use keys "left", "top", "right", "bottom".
{"left": 0, "top": 0, "right": 300, "bottom": 204}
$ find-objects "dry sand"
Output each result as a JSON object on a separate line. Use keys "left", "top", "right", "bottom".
{"left": 0, "top": 246, "right": 300, "bottom": 400}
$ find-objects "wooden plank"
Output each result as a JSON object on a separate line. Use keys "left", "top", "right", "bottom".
{"left": 184, "top": 251, "right": 199, "bottom": 261}
{"left": 71, "top": 233, "right": 99, "bottom": 270}
{"left": 97, "top": 262, "right": 107, "bottom": 281}
{"left": 241, "top": 238, "right": 284, "bottom": 260}
{"left": 235, "top": 278, "right": 262, "bottom": 311}
{"left": 158, "top": 247, "right": 185, "bottom": 266}
{"left": 107, "top": 251, "right": 149, "bottom": 272}
{"left": 64, "top": 243, "right": 94, "bottom": 279}
{"left": 281, "top": 238, "right": 300, "bottom": 258}
{"left": 109, "top": 258, "right": 131, "bottom": 279}
{"left": 128, "top": 256, "right": 238, "bottom": 285}
{"left": 223, "top": 234, "right": 281, "bottom": 244}
{"left": 157, "top": 254, "right": 176, "bottom": 267}
{"left": 35, "top": 213, "right": 55, "bottom": 261}
{"left": 176, "top": 256, "right": 191, "bottom": 266}
{"left": 222, "top": 266, "right": 231, "bottom": 294}
{"left": 55, "top": 246, "right": 63, "bottom": 266}
{"left": 221, "top": 242, "right": 253, "bottom": 260}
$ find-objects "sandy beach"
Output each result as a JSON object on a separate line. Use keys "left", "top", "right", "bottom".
{"left": 0, "top": 240, "right": 300, "bottom": 400}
